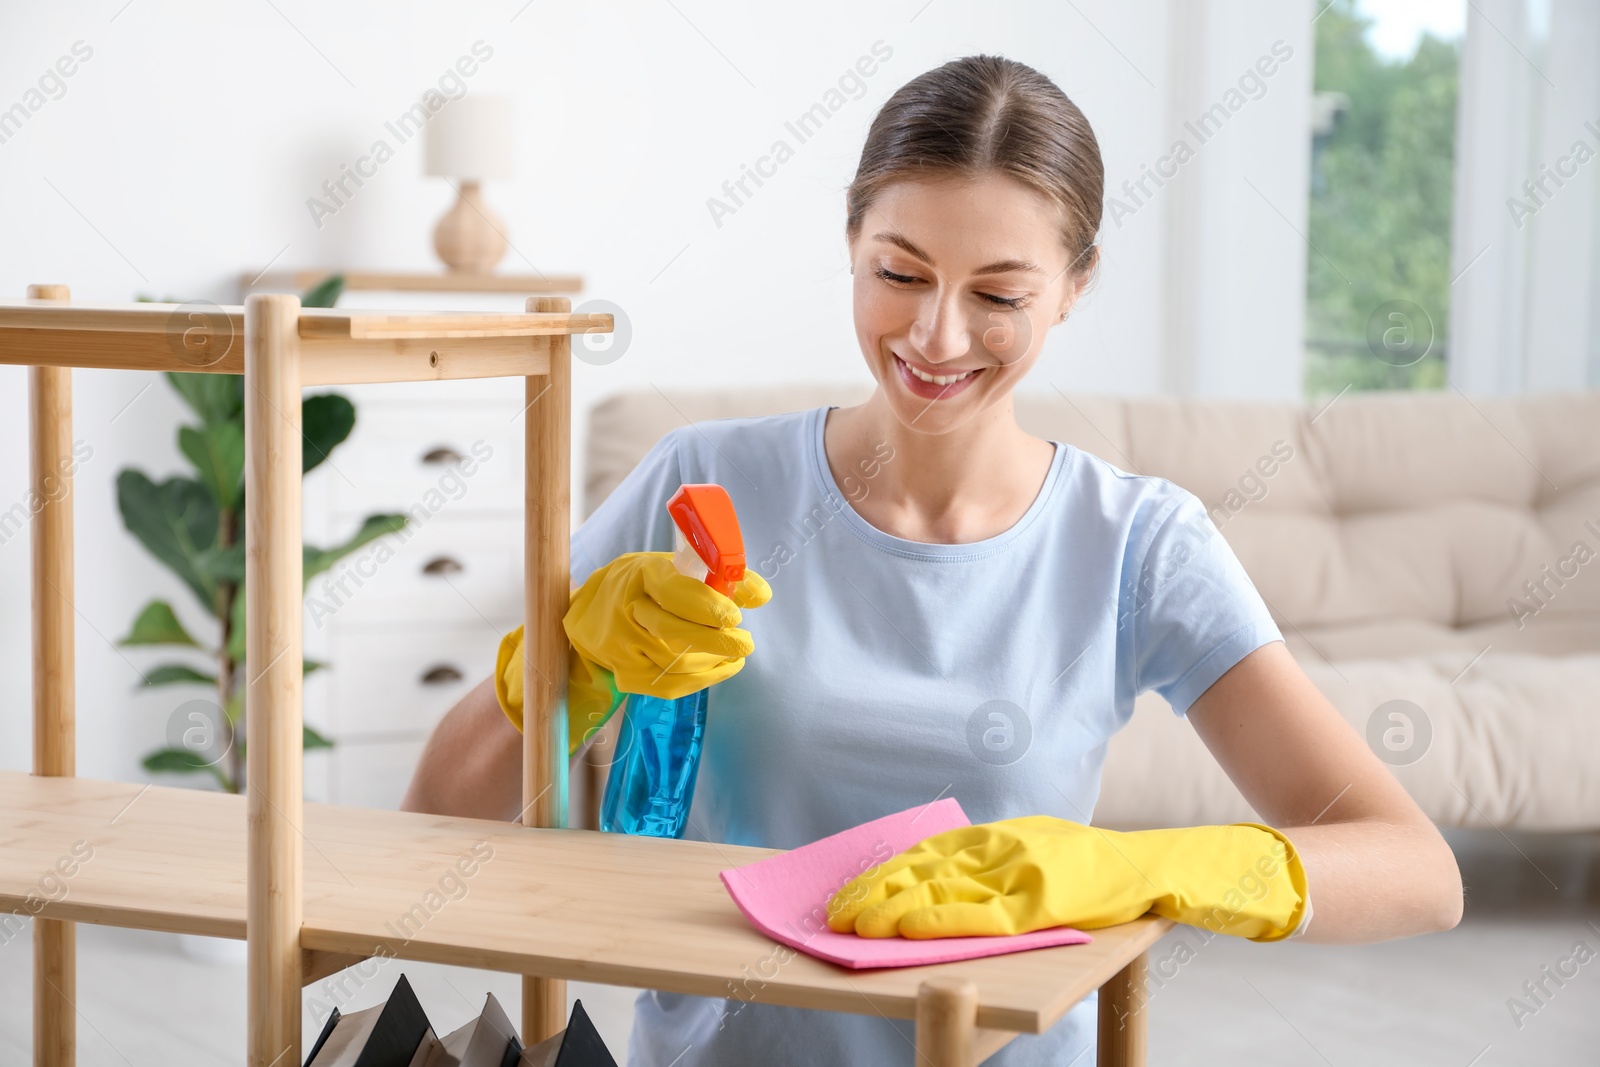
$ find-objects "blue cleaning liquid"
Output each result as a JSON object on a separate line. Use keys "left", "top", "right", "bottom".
{"left": 599, "top": 687, "right": 709, "bottom": 838}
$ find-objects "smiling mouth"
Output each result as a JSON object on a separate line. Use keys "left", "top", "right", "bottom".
{"left": 895, "top": 354, "right": 981, "bottom": 386}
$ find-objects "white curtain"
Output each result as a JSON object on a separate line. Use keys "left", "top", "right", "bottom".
{"left": 1450, "top": 0, "right": 1600, "bottom": 393}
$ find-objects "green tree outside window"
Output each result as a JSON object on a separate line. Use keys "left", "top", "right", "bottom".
{"left": 1306, "top": 0, "right": 1461, "bottom": 396}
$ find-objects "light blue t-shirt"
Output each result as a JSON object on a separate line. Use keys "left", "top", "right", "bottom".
{"left": 570, "top": 404, "right": 1282, "bottom": 1067}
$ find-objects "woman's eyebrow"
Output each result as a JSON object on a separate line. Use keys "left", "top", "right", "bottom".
{"left": 872, "top": 231, "right": 1045, "bottom": 276}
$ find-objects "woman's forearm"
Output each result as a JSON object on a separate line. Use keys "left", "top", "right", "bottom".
{"left": 1281, "top": 816, "right": 1462, "bottom": 943}
{"left": 1187, "top": 643, "right": 1464, "bottom": 944}
{"left": 400, "top": 676, "right": 530, "bottom": 822}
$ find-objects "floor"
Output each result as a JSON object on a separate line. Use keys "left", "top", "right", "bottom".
{"left": 1, "top": 829, "right": 1595, "bottom": 1066}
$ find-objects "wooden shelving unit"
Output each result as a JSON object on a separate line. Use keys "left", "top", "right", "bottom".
{"left": 0, "top": 286, "right": 1169, "bottom": 1067}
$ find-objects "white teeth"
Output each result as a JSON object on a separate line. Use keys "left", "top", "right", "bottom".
{"left": 903, "top": 360, "right": 973, "bottom": 386}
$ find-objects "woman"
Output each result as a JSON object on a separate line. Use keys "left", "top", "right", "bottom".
{"left": 402, "top": 54, "right": 1462, "bottom": 1065}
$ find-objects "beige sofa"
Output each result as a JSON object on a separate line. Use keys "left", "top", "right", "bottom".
{"left": 576, "top": 385, "right": 1600, "bottom": 832}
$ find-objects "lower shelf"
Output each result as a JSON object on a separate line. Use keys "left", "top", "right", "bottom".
{"left": 0, "top": 771, "right": 1171, "bottom": 1035}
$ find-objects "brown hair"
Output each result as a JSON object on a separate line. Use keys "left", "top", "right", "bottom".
{"left": 846, "top": 55, "right": 1104, "bottom": 284}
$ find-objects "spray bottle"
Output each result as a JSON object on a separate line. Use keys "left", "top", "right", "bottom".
{"left": 599, "top": 484, "right": 745, "bottom": 838}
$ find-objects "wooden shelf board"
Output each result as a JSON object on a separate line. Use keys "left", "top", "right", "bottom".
{"left": 300, "top": 309, "right": 611, "bottom": 341}
{"left": 0, "top": 302, "right": 610, "bottom": 383}
{"left": 0, "top": 771, "right": 1171, "bottom": 1034}
{"left": 244, "top": 270, "right": 584, "bottom": 295}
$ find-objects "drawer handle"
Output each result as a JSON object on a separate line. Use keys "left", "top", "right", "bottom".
{"left": 421, "top": 446, "right": 465, "bottom": 466}
{"left": 422, "top": 556, "right": 464, "bottom": 576}
{"left": 421, "top": 665, "right": 464, "bottom": 685}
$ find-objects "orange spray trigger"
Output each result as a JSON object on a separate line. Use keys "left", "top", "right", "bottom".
{"left": 666, "top": 484, "right": 745, "bottom": 597}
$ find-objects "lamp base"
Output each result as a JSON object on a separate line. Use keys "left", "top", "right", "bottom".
{"left": 433, "top": 180, "right": 508, "bottom": 274}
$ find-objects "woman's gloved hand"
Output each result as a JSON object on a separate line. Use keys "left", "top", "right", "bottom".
{"left": 826, "top": 816, "right": 1310, "bottom": 943}
{"left": 495, "top": 633, "right": 625, "bottom": 756}
{"left": 495, "top": 551, "right": 772, "bottom": 755}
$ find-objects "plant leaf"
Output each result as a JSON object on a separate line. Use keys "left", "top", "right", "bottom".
{"left": 304, "top": 658, "right": 327, "bottom": 676}
{"left": 248, "top": 517, "right": 408, "bottom": 645}
{"left": 300, "top": 274, "right": 345, "bottom": 309}
{"left": 304, "top": 513, "right": 407, "bottom": 585}
{"left": 143, "top": 747, "right": 230, "bottom": 790}
{"left": 166, "top": 372, "right": 243, "bottom": 426}
{"left": 301, "top": 393, "right": 356, "bottom": 474}
{"left": 179, "top": 421, "right": 245, "bottom": 511}
{"left": 195, "top": 542, "right": 245, "bottom": 586}
{"left": 139, "top": 664, "right": 218, "bottom": 688}
{"left": 116, "top": 470, "right": 219, "bottom": 610}
{"left": 303, "top": 724, "right": 335, "bottom": 750}
{"left": 143, "top": 747, "right": 212, "bottom": 772}
{"left": 120, "top": 600, "right": 202, "bottom": 648}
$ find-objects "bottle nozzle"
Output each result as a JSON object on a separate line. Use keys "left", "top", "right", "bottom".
{"left": 666, "top": 484, "right": 745, "bottom": 596}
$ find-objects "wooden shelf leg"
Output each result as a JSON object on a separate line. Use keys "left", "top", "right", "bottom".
{"left": 245, "top": 294, "right": 304, "bottom": 1067}
{"left": 521, "top": 295, "right": 572, "bottom": 1044}
{"left": 916, "top": 976, "right": 979, "bottom": 1067}
{"left": 1097, "top": 949, "right": 1149, "bottom": 1067}
{"left": 29, "top": 282, "right": 74, "bottom": 1067}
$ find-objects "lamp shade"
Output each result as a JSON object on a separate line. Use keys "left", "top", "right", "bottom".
{"left": 425, "top": 94, "right": 514, "bottom": 180}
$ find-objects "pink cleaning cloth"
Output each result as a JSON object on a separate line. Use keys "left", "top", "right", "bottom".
{"left": 718, "top": 798, "right": 1092, "bottom": 970}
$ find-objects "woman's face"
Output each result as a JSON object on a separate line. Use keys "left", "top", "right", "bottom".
{"left": 848, "top": 171, "right": 1084, "bottom": 435}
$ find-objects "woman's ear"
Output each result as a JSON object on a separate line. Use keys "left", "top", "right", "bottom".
{"left": 1049, "top": 249, "right": 1088, "bottom": 325}
{"left": 1056, "top": 287, "right": 1081, "bottom": 321}
{"left": 1056, "top": 257, "right": 1094, "bottom": 321}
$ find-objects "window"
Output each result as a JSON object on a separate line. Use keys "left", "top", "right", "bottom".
{"left": 1304, "top": 0, "right": 1465, "bottom": 397}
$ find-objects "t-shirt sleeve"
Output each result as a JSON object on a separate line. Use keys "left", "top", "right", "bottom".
{"left": 1120, "top": 487, "right": 1283, "bottom": 716}
{"left": 569, "top": 428, "right": 686, "bottom": 586}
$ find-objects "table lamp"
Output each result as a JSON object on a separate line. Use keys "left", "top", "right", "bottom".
{"left": 425, "top": 94, "right": 514, "bottom": 273}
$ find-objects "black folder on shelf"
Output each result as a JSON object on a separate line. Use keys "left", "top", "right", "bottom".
{"left": 519, "top": 1000, "right": 617, "bottom": 1067}
{"left": 302, "top": 973, "right": 614, "bottom": 1067}
{"left": 304, "top": 973, "right": 430, "bottom": 1067}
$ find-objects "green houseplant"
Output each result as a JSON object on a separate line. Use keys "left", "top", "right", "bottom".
{"left": 118, "top": 276, "right": 405, "bottom": 792}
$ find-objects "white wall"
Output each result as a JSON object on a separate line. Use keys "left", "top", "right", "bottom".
{"left": 1158, "top": 0, "right": 1312, "bottom": 398}
{"left": 0, "top": 0, "right": 1314, "bottom": 782}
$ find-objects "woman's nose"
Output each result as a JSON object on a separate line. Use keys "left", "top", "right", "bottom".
{"left": 908, "top": 293, "right": 972, "bottom": 364}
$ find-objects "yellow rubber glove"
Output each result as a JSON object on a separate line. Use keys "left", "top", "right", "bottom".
{"left": 495, "top": 627, "right": 627, "bottom": 756}
{"left": 826, "top": 817, "right": 1309, "bottom": 943}
{"left": 495, "top": 552, "right": 772, "bottom": 755}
